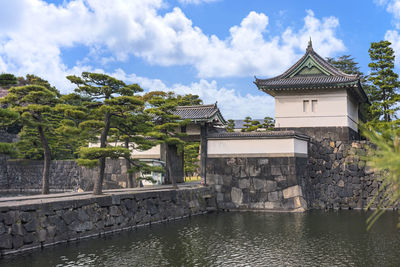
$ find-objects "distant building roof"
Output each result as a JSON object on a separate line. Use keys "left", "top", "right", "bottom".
{"left": 174, "top": 103, "right": 226, "bottom": 125}
{"left": 233, "top": 119, "right": 264, "bottom": 129}
{"left": 254, "top": 39, "right": 369, "bottom": 103}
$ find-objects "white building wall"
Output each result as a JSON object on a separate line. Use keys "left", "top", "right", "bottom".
{"left": 274, "top": 89, "right": 358, "bottom": 131}
{"left": 207, "top": 138, "right": 308, "bottom": 157}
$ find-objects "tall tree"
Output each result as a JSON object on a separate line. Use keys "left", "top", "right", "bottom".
{"left": 144, "top": 91, "right": 190, "bottom": 189}
{"left": 0, "top": 85, "right": 59, "bottom": 194}
{"left": 368, "top": 41, "right": 400, "bottom": 123}
{"left": 67, "top": 72, "right": 144, "bottom": 195}
{"left": 226, "top": 119, "right": 235, "bottom": 132}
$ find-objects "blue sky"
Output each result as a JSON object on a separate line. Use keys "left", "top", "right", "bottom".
{"left": 0, "top": 0, "right": 400, "bottom": 119}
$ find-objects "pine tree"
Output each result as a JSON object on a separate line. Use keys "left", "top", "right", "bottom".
{"left": 144, "top": 91, "right": 190, "bottom": 189}
{"left": 0, "top": 84, "right": 59, "bottom": 194}
{"left": 67, "top": 72, "right": 144, "bottom": 195}
{"left": 263, "top": 116, "right": 274, "bottom": 130}
{"left": 368, "top": 41, "right": 400, "bottom": 123}
{"left": 226, "top": 119, "right": 235, "bottom": 132}
{"left": 184, "top": 142, "right": 200, "bottom": 177}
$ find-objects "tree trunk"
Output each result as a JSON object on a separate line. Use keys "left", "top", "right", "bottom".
{"left": 93, "top": 112, "right": 111, "bottom": 195}
{"left": 167, "top": 144, "right": 178, "bottom": 189}
{"left": 38, "top": 125, "right": 51, "bottom": 195}
{"left": 125, "top": 139, "right": 134, "bottom": 188}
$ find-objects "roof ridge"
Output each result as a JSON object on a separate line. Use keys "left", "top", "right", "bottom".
{"left": 255, "top": 44, "right": 358, "bottom": 83}
{"left": 176, "top": 104, "right": 216, "bottom": 109}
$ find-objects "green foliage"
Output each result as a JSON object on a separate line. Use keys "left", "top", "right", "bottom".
{"left": 68, "top": 72, "right": 151, "bottom": 193}
{"left": 263, "top": 117, "right": 274, "bottom": 130}
{"left": 241, "top": 116, "right": 262, "bottom": 132}
{"left": 184, "top": 142, "right": 200, "bottom": 176}
{"left": 368, "top": 41, "right": 400, "bottom": 123}
{"left": 0, "top": 73, "right": 17, "bottom": 87}
{"left": 226, "top": 119, "right": 235, "bottom": 132}
{"left": 361, "top": 124, "right": 400, "bottom": 229}
{"left": 79, "top": 146, "right": 131, "bottom": 160}
{"left": 0, "top": 142, "right": 14, "bottom": 155}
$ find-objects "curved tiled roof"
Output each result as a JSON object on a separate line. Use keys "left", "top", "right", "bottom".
{"left": 173, "top": 103, "right": 226, "bottom": 125}
{"left": 254, "top": 40, "right": 368, "bottom": 103}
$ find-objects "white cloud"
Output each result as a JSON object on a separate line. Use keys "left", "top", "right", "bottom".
{"left": 375, "top": 0, "right": 400, "bottom": 63}
{"left": 0, "top": 0, "right": 345, "bottom": 89}
{"left": 111, "top": 69, "right": 274, "bottom": 119}
{"left": 0, "top": 0, "right": 345, "bottom": 118}
{"left": 178, "top": 0, "right": 219, "bottom": 4}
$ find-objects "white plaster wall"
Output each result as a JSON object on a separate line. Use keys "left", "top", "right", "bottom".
{"left": 207, "top": 138, "right": 308, "bottom": 157}
{"left": 274, "top": 89, "right": 358, "bottom": 131}
{"left": 89, "top": 141, "right": 161, "bottom": 159}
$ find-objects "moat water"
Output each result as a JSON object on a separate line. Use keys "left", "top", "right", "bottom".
{"left": 1, "top": 211, "right": 399, "bottom": 266}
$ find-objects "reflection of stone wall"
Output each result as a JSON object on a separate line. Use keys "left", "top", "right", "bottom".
{"left": 0, "top": 186, "right": 213, "bottom": 255}
{"left": 207, "top": 157, "right": 308, "bottom": 212}
{"left": 0, "top": 158, "right": 131, "bottom": 191}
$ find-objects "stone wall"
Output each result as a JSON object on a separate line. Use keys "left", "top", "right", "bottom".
{"left": 0, "top": 186, "right": 213, "bottom": 255}
{"left": 206, "top": 157, "right": 308, "bottom": 212}
{"left": 0, "top": 157, "right": 131, "bottom": 191}
{"left": 305, "top": 139, "right": 394, "bottom": 210}
{"left": 276, "top": 127, "right": 359, "bottom": 141}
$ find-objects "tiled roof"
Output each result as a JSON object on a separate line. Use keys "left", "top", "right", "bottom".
{"left": 208, "top": 130, "right": 310, "bottom": 141}
{"left": 254, "top": 40, "right": 368, "bottom": 103}
{"left": 174, "top": 103, "right": 226, "bottom": 125}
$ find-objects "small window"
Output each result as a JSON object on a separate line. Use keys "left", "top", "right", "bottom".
{"left": 303, "top": 100, "right": 309, "bottom": 112}
{"left": 312, "top": 100, "right": 318, "bottom": 112}
{"left": 181, "top": 125, "right": 187, "bottom": 133}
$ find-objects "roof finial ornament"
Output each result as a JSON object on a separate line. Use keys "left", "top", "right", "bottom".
{"left": 306, "top": 37, "right": 313, "bottom": 52}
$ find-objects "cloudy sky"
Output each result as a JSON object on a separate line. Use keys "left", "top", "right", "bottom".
{"left": 0, "top": 0, "right": 399, "bottom": 119}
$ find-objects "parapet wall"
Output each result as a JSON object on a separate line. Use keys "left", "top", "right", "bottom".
{"left": 0, "top": 186, "right": 213, "bottom": 256}
{"left": 0, "top": 157, "right": 131, "bottom": 191}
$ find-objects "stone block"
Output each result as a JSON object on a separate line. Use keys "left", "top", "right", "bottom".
{"left": 238, "top": 179, "right": 250, "bottom": 189}
{"left": 253, "top": 178, "right": 266, "bottom": 191}
{"left": 271, "top": 166, "right": 282, "bottom": 176}
{"left": 24, "top": 217, "right": 38, "bottom": 232}
{"left": 231, "top": 187, "right": 243, "bottom": 206}
{"left": 338, "top": 180, "right": 345, "bottom": 187}
{"left": 268, "top": 191, "right": 279, "bottom": 202}
{"left": 283, "top": 185, "right": 303, "bottom": 199}
{"left": 0, "top": 233, "right": 12, "bottom": 249}
{"left": 38, "top": 229, "right": 47, "bottom": 242}
{"left": 265, "top": 180, "right": 277, "bottom": 192}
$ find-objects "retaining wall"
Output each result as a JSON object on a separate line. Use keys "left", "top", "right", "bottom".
{"left": 305, "top": 139, "right": 395, "bottom": 210}
{"left": 0, "top": 157, "right": 131, "bottom": 191}
{"left": 0, "top": 186, "right": 213, "bottom": 256}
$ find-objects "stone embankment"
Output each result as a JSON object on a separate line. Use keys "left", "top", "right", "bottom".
{"left": 0, "top": 156, "right": 130, "bottom": 191}
{"left": 305, "top": 140, "right": 392, "bottom": 210}
{"left": 0, "top": 185, "right": 214, "bottom": 256}
{"left": 207, "top": 157, "right": 308, "bottom": 212}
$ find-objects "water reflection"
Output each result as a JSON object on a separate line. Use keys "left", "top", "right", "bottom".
{"left": 1, "top": 211, "right": 399, "bottom": 266}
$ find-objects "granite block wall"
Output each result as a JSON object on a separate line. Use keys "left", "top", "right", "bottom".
{"left": 0, "top": 186, "right": 213, "bottom": 255}
{"left": 305, "top": 139, "right": 396, "bottom": 210}
{"left": 206, "top": 157, "right": 308, "bottom": 212}
{"left": 0, "top": 157, "right": 131, "bottom": 191}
